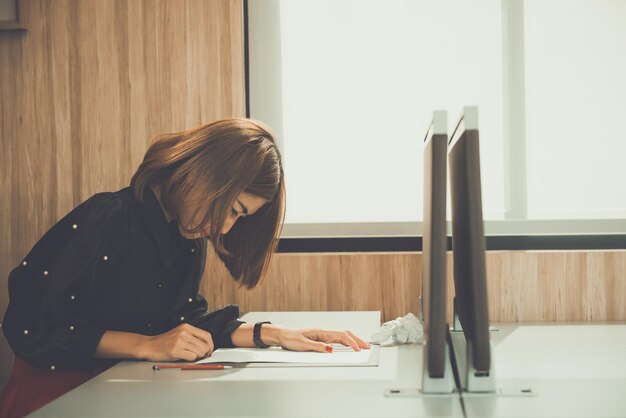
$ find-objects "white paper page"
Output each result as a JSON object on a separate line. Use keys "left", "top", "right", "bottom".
{"left": 197, "top": 344, "right": 376, "bottom": 365}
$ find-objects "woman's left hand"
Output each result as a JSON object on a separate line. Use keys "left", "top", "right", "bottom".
{"left": 275, "top": 327, "right": 371, "bottom": 353}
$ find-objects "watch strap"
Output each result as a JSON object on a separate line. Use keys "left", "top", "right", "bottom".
{"left": 253, "top": 321, "right": 272, "bottom": 349}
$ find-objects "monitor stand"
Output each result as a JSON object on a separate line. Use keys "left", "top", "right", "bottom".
{"left": 421, "top": 338, "right": 456, "bottom": 394}
{"left": 449, "top": 330, "right": 497, "bottom": 393}
{"left": 384, "top": 300, "right": 534, "bottom": 398}
{"left": 449, "top": 299, "right": 534, "bottom": 397}
{"left": 449, "top": 297, "right": 496, "bottom": 393}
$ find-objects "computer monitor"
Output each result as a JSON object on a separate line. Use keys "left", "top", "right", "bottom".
{"left": 448, "top": 106, "right": 491, "bottom": 374}
{"left": 421, "top": 110, "right": 449, "bottom": 380}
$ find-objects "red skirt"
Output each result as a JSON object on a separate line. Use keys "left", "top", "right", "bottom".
{"left": 0, "top": 357, "right": 113, "bottom": 418}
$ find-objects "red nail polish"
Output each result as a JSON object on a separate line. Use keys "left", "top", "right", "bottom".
{"left": 325, "top": 346, "right": 333, "bottom": 353}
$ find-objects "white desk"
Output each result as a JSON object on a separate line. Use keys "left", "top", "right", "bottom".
{"left": 464, "top": 322, "right": 626, "bottom": 418}
{"left": 32, "top": 314, "right": 626, "bottom": 417}
{"left": 32, "top": 311, "right": 463, "bottom": 418}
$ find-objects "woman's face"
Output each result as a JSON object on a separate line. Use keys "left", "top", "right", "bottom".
{"left": 179, "top": 192, "right": 268, "bottom": 239}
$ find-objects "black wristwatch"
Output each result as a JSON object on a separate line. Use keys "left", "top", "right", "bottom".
{"left": 253, "top": 321, "right": 272, "bottom": 349}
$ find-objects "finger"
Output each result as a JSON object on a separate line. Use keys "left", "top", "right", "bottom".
{"left": 187, "top": 325, "right": 215, "bottom": 353}
{"left": 304, "top": 338, "right": 334, "bottom": 353}
{"left": 186, "top": 325, "right": 214, "bottom": 346}
{"left": 185, "top": 336, "right": 211, "bottom": 358}
{"left": 346, "top": 330, "right": 371, "bottom": 349}
{"left": 337, "top": 332, "right": 361, "bottom": 351}
{"left": 184, "top": 338, "right": 211, "bottom": 360}
{"left": 321, "top": 331, "right": 360, "bottom": 351}
{"left": 178, "top": 348, "right": 199, "bottom": 362}
{"left": 175, "top": 332, "right": 208, "bottom": 359}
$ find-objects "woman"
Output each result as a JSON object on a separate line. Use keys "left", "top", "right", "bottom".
{"left": 0, "top": 119, "right": 370, "bottom": 417}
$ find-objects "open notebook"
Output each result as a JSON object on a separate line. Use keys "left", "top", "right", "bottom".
{"left": 196, "top": 344, "right": 380, "bottom": 367}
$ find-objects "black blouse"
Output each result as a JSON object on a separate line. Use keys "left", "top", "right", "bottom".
{"left": 2, "top": 187, "right": 245, "bottom": 372}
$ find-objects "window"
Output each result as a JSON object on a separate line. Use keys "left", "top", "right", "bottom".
{"left": 248, "top": 0, "right": 626, "bottom": 238}
{"left": 524, "top": 0, "right": 626, "bottom": 220}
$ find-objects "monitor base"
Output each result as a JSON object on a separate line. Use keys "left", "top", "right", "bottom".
{"left": 421, "top": 340, "right": 455, "bottom": 394}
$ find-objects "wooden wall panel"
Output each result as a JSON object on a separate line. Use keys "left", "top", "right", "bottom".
{"left": 202, "top": 250, "right": 626, "bottom": 325}
{"left": 0, "top": 0, "right": 244, "bottom": 389}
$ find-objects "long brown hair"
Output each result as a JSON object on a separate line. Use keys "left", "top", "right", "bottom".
{"left": 130, "top": 118, "right": 285, "bottom": 289}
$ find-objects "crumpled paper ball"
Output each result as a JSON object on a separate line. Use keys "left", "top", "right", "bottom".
{"left": 370, "top": 312, "right": 424, "bottom": 344}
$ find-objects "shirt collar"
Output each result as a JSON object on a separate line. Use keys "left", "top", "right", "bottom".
{"left": 138, "top": 187, "right": 207, "bottom": 268}
{"left": 139, "top": 186, "right": 175, "bottom": 266}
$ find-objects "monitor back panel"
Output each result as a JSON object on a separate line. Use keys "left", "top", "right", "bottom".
{"left": 448, "top": 125, "right": 491, "bottom": 372}
{"left": 423, "top": 130, "right": 449, "bottom": 378}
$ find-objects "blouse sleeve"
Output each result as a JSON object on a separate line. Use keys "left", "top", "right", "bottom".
{"left": 185, "top": 300, "right": 246, "bottom": 349}
{"left": 214, "top": 318, "right": 247, "bottom": 348}
{"left": 2, "top": 193, "right": 130, "bottom": 372}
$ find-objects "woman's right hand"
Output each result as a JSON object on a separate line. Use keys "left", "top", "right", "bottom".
{"left": 139, "top": 323, "right": 215, "bottom": 361}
